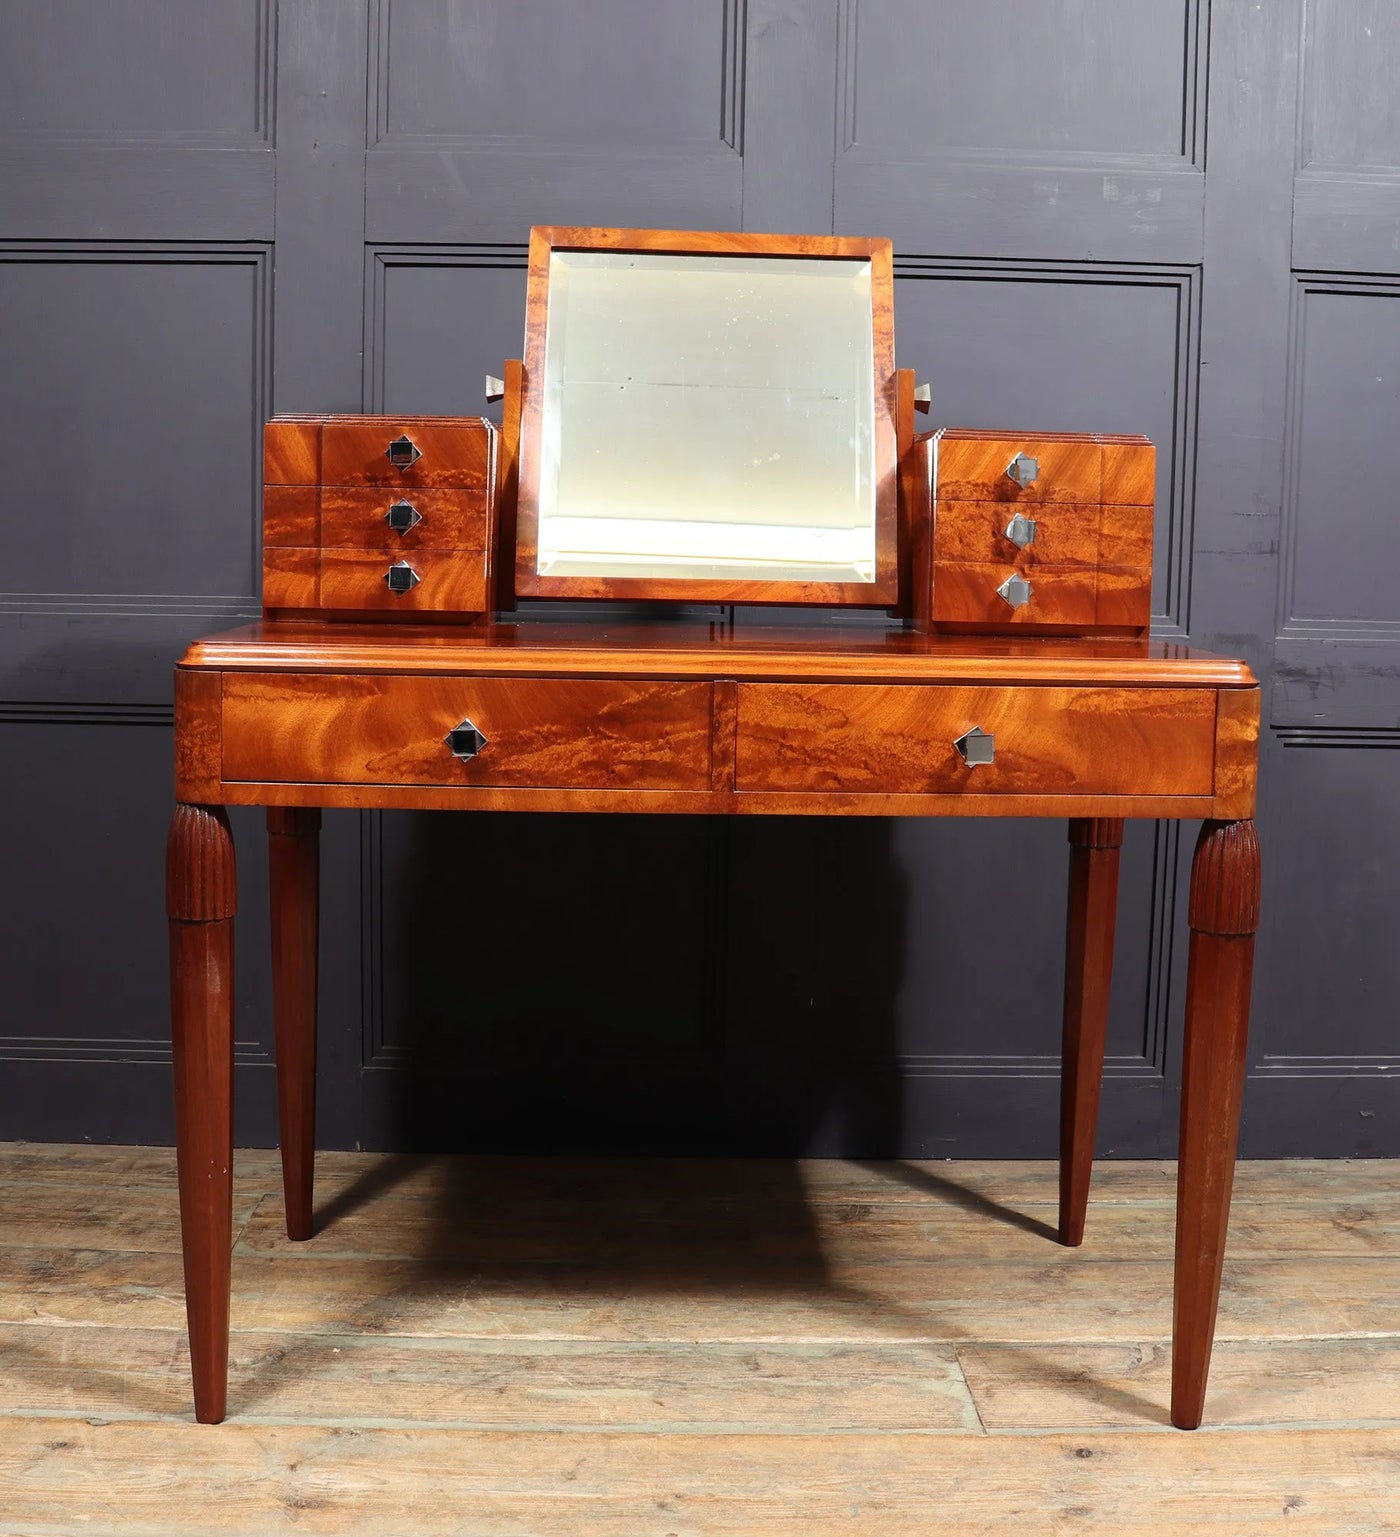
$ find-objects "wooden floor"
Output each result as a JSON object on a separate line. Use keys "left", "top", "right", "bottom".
{"left": 0, "top": 1146, "right": 1398, "bottom": 1534}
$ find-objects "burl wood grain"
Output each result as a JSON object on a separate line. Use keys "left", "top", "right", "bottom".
{"left": 933, "top": 431, "right": 1102, "bottom": 505}
{"left": 515, "top": 226, "right": 900, "bottom": 606}
{"left": 1174, "top": 817, "right": 1261, "bottom": 1429}
{"left": 220, "top": 674, "right": 715, "bottom": 791}
{"left": 930, "top": 562, "right": 1100, "bottom": 629}
{"left": 1096, "top": 504, "right": 1155, "bottom": 567}
{"left": 319, "top": 487, "right": 490, "bottom": 552}
{"left": 734, "top": 683, "right": 1217, "bottom": 796}
{"left": 318, "top": 549, "right": 487, "bottom": 614}
{"left": 933, "top": 501, "right": 1102, "bottom": 567}
{"left": 173, "top": 670, "right": 222, "bottom": 802}
{"left": 1212, "top": 686, "right": 1260, "bottom": 819}
{"left": 320, "top": 421, "right": 490, "bottom": 490}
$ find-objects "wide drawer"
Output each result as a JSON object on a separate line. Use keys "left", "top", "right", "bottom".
{"left": 734, "top": 683, "right": 1216, "bottom": 796}
{"left": 222, "top": 674, "right": 714, "bottom": 790}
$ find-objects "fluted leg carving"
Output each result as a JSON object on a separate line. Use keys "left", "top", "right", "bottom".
{"left": 1172, "top": 818, "right": 1261, "bottom": 1429}
{"left": 167, "top": 802, "right": 236, "bottom": 1425}
{"left": 1059, "top": 817, "right": 1124, "bottom": 1246}
{"left": 268, "top": 807, "right": 321, "bottom": 1241}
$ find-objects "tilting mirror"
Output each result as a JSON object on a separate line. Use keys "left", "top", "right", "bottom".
{"left": 515, "top": 228, "right": 898, "bottom": 604}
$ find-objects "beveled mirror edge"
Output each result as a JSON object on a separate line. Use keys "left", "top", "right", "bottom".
{"left": 513, "top": 226, "right": 900, "bottom": 607}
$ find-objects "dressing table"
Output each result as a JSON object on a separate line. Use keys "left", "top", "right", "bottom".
{"left": 168, "top": 228, "right": 1260, "bottom": 1429}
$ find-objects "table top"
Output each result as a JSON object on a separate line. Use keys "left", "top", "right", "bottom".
{"left": 180, "top": 620, "right": 1257, "bottom": 690}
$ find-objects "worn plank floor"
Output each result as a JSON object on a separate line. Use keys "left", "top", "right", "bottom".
{"left": 0, "top": 1146, "right": 1397, "bottom": 1535}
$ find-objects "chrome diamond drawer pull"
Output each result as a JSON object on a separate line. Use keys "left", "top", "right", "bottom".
{"left": 385, "top": 500, "right": 423, "bottom": 534}
{"left": 386, "top": 434, "right": 421, "bottom": 469}
{"left": 1005, "top": 512, "right": 1036, "bottom": 549}
{"left": 445, "top": 718, "right": 488, "bottom": 761}
{"left": 384, "top": 560, "right": 420, "bottom": 594}
{"left": 1006, "top": 452, "right": 1039, "bottom": 488}
{"left": 954, "top": 727, "right": 995, "bottom": 767}
{"left": 997, "top": 573, "right": 1032, "bottom": 608}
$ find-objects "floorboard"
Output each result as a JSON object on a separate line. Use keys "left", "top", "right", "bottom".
{"left": 0, "top": 1146, "right": 1396, "bottom": 1535}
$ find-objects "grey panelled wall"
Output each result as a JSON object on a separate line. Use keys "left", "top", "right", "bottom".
{"left": 1, "top": 1, "right": 1396, "bottom": 1156}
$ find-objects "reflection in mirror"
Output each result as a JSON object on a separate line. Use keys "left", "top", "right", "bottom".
{"left": 536, "top": 251, "right": 877, "bottom": 583}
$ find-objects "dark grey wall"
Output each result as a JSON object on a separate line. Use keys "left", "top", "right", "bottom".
{"left": 2, "top": 1, "right": 1396, "bottom": 1157}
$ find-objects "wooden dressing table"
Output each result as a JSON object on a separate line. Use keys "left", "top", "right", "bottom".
{"left": 168, "top": 229, "right": 1261, "bottom": 1430}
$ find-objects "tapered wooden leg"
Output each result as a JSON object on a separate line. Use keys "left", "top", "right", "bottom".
{"left": 268, "top": 807, "right": 321, "bottom": 1242}
{"left": 1172, "top": 818, "right": 1261, "bottom": 1429}
{"left": 167, "top": 803, "right": 237, "bottom": 1425}
{"left": 1058, "top": 818, "right": 1124, "bottom": 1246}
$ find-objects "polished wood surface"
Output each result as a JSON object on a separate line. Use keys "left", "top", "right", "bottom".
{"left": 182, "top": 621, "right": 1256, "bottom": 688}
{"left": 1173, "top": 818, "right": 1262, "bottom": 1430}
{"left": 734, "top": 684, "right": 1216, "bottom": 796}
{"left": 1059, "top": 818, "right": 1124, "bottom": 1247}
{"left": 267, "top": 808, "right": 320, "bottom": 1245}
{"left": 927, "top": 430, "right": 1155, "bottom": 636}
{"left": 513, "top": 226, "right": 900, "bottom": 606}
{"left": 221, "top": 673, "right": 715, "bottom": 791}
{"left": 320, "top": 420, "right": 490, "bottom": 490}
{"left": 320, "top": 487, "right": 489, "bottom": 551}
{"left": 263, "top": 416, "right": 494, "bottom": 622}
{"left": 166, "top": 803, "right": 237, "bottom": 1426}
{"left": 317, "top": 548, "right": 488, "bottom": 615}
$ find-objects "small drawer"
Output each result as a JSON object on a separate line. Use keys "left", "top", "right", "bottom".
{"left": 319, "top": 548, "right": 488, "bottom": 614}
{"left": 734, "top": 683, "right": 1216, "bottom": 796}
{"left": 931, "top": 561, "right": 1098, "bottom": 628}
{"left": 933, "top": 500, "right": 1100, "bottom": 567}
{"left": 321, "top": 421, "right": 490, "bottom": 490}
{"left": 221, "top": 674, "right": 714, "bottom": 790}
{"left": 320, "top": 486, "right": 489, "bottom": 551}
{"left": 933, "top": 431, "right": 1100, "bottom": 505}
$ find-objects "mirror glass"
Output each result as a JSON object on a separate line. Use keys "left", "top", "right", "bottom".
{"left": 535, "top": 250, "right": 877, "bottom": 583}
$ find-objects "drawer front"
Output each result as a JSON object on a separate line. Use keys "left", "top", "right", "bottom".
{"left": 933, "top": 500, "right": 1100, "bottom": 567}
{"left": 735, "top": 683, "right": 1216, "bottom": 796}
{"left": 934, "top": 433, "right": 1101, "bottom": 505}
{"left": 320, "top": 486, "right": 489, "bottom": 551}
{"left": 222, "top": 675, "right": 714, "bottom": 790}
{"left": 321, "top": 422, "right": 489, "bottom": 490}
{"left": 931, "top": 562, "right": 1099, "bottom": 628}
{"left": 319, "top": 549, "right": 488, "bottom": 614}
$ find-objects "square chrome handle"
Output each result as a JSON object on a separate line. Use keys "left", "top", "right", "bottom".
{"left": 954, "top": 726, "right": 995, "bottom": 767}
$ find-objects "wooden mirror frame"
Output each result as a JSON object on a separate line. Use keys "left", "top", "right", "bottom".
{"left": 512, "top": 226, "right": 899, "bottom": 606}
